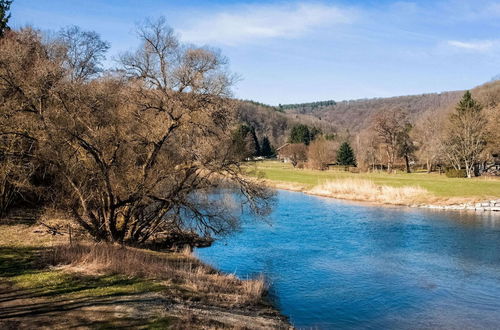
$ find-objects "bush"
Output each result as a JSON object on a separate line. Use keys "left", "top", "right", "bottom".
{"left": 445, "top": 168, "right": 467, "bottom": 178}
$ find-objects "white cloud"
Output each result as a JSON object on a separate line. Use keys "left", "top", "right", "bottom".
{"left": 447, "top": 40, "right": 495, "bottom": 52}
{"left": 178, "top": 2, "right": 355, "bottom": 45}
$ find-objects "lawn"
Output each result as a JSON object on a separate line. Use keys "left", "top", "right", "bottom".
{"left": 246, "top": 161, "right": 500, "bottom": 200}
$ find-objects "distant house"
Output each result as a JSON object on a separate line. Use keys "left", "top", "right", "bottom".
{"left": 276, "top": 143, "right": 290, "bottom": 163}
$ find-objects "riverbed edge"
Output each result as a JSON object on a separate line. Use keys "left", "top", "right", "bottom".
{"left": 260, "top": 179, "right": 500, "bottom": 213}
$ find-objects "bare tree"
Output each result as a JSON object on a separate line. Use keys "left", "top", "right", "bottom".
{"left": 57, "top": 25, "right": 110, "bottom": 82}
{"left": 307, "top": 137, "right": 337, "bottom": 170}
{"left": 373, "top": 109, "right": 410, "bottom": 173}
{"left": 413, "top": 112, "right": 445, "bottom": 173}
{"left": 443, "top": 91, "right": 487, "bottom": 178}
{"left": 281, "top": 143, "right": 307, "bottom": 167}
{"left": 0, "top": 23, "right": 274, "bottom": 245}
{"left": 0, "top": 28, "right": 64, "bottom": 215}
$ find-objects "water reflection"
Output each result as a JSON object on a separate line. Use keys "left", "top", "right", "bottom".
{"left": 196, "top": 190, "right": 500, "bottom": 329}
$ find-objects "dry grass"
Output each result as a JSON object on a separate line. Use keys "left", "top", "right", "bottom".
{"left": 309, "top": 178, "right": 431, "bottom": 205}
{"left": 53, "top": 243, "right": 266, "bottom": 307}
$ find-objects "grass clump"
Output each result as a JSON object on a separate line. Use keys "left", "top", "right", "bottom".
{"left": 310, "top": 179, "right": 429, "bottom": 205}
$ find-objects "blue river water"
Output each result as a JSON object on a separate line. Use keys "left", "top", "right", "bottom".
{"left": 196, "top": 190, "right": 500, "bottom": 329}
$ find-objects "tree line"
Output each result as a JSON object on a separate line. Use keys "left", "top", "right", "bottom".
{"left": 249, "top": 89, "right": 497, "bottom": 179}
{"left": 356, "top": 91, "right": 496, "bottom": 178}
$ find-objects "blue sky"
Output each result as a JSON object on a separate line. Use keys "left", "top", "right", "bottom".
{"left": 10, "top": 0, "right": 500, "bottom": 104}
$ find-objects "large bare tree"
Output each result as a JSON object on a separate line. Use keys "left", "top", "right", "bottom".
{"left": 0, "top": 23, "right": 274, "bottom": 245}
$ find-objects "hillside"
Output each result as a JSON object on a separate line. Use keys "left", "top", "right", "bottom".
{"left": 236, "top": 100, "right": 337, "bottom": 147}
{"left": 239, "top": 80, "right": 500, "bottom": 143}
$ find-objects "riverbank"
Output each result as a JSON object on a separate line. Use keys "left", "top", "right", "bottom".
{"left": 247, "top": 161, "right": 500, "bottom": 211}
{"left": 0, "top": 214, "right": 291, "bottom": 329}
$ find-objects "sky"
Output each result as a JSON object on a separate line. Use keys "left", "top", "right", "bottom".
{"left": 9, "top": 0, "right": 500, "bottom": 105}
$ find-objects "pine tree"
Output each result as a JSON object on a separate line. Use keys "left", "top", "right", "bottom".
{"left": 290, "top": 124, "right": 311, "bottom": 145}
{"left": 0, "top": 0, "right": 12, "bottom": 38}
{"left": 260, "top": 136, "right": 274, "bottom": 157}
{"left": 337, "top": 142, "right": 356, "bottom": 166}
{"left": 249, "top": 126, "right": 260, "bottom": 156}
{"left": 232, "top": 124, "right": 260, "bottom": 159}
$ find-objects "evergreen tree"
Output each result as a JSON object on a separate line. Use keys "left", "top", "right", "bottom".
{"left": 249, "top": 126, "right": 260, "bottom": 156}
{"left": 290, "top": 124, "right": 311, "bottom": 145}
{"left": 0, "top": 0, "right": 12, "bottom": 37}
{"left": 337, "top": 142, "right": 357, "bottom": 166}
{"left": 232, "top": 124, "right": 260, "bottom": 158}
{"left": 309, "top": 127, "right": 322, "bottom": 141}
{"left": 260, "top": 136, "right": 274, "bottom": 157}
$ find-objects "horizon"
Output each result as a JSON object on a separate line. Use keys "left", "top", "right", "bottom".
{"left": 10, "top": 0, "right": 500, "bottom": 105}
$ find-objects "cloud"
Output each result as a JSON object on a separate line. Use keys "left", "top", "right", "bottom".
{"left": 178, "top": 2, "right": 354, "bottom": 45}
{"left": 447, "top": 40, "right": 496, "bottom": 52}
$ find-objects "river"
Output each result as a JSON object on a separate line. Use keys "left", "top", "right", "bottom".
{"left": 196, "top": 190, "right": 500, "bottom": 329}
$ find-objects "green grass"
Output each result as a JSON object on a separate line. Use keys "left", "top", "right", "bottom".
{"left": 247, "top": 161, "right": 500, "bottom": 199}
{"left": 0, "top": 244, "right": 164, "bottom": 299}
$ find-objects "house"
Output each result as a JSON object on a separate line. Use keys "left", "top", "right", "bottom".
{"left": 276, "top": 143, "right": 291, "bottom": 163}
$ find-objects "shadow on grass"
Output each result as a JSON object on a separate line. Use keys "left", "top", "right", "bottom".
{"left": 0, "top": 208, "right": 42, "bottom": 226}
{"left": 0, "top": 245, "right": 169, "bottom": 327}
{"left": 0, "top": 246, "right": 48, "bottom": 278}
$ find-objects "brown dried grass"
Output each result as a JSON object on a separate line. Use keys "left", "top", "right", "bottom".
{"left": 309, "top": 178, "right": 430, "bottom": 205}
{"left": 53, "top": 243, "right": 266, "bottom": 306}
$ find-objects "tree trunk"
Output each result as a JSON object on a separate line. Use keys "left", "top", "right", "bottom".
{"left": 465, "top": 160, "right": 472, "bottom": 178}
{"left": 404, "top": 155, "right": 411, "bottom": 173}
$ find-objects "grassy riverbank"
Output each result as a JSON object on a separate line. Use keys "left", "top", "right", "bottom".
{"left": 246, "top": 161, "right": 500, "bottom": 206}
{"left": 0, "top": 215, "right": 289, "bottom": 329}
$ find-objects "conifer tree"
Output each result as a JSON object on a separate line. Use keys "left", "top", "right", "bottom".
{"left": 290, "top": 124, "right": 311, "bottom": 145}
{"left": 260, "top": 136, "right": 274, "bottom": 157}
{"left": 0, "top": 0, "right": 12, "bottom": 37}
{"left": 337, "top": 142, "right": 357, "bottom": 166}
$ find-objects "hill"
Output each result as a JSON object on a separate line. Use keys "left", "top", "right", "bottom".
{"left": 238, "top": 80, "right": 500, "bottom": 146}
{"left": 236, "top": 100, "right": 337, "bottom": 147}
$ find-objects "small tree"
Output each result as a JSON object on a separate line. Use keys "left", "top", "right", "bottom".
{"left": 444, "top": 91, "right": 487, "bottom": 178}
{"left": 337, "top": 141, "right": 356, "bottom": 166}
{"left": 0, "top": 0, "right": 12, "bottom": 37}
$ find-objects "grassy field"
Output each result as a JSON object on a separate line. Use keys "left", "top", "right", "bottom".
{"left": 246, "top": 161, "right": 500, "bottom": 201}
